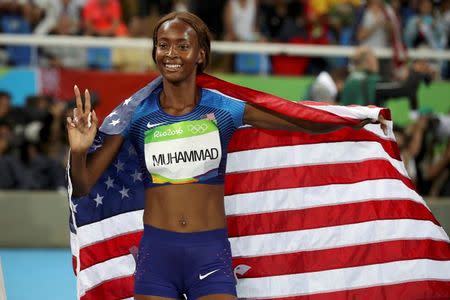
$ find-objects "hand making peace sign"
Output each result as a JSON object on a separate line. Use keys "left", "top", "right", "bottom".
{"left": 66, "top": 85, "right": 99, "bottom": 154}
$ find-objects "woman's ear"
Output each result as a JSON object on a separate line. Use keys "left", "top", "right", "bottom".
{"left": 198, "top": 48, "right": 206, "bottom": 65}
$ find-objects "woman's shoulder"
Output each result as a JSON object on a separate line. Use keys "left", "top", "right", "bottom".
{"left": 200, "top": 87, "right": 245, "bottom": 107}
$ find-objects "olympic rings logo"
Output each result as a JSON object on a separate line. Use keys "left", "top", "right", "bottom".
{"left": 188, "top": 124, "right": 208, "bottom": 134}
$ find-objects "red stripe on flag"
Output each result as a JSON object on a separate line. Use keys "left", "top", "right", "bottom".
{"left": 80, "top": 275, "right": 134, "bottom": 300}
{"left": 227, "top": 200, "right": 437, "bottom": 237}
{"left": 72, "top": 255, "right": 77, "bottom": 275}
{"left": 232, "top": 240, "right": 450, "bottom": 277}
{"left": 197, "top": 74, "right": 387, "bottom": 125}
{"left": 225, "top": 160, "right": 414, "bottom": 195}
{"left": 270, "top": 280, "right": 450, "bottom": 300}
{"left": 228, "top": 127, "right": 401, "bottom": 160}
{"left": 79, "top": 231, "right": 143, "bottom": 271}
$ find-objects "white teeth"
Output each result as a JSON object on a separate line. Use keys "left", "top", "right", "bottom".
{"left": 165, "top": 64, "right": 181, "bottom": 69}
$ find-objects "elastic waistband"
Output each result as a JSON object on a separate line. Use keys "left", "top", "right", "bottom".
{"left": 143, "top": 225, "right": 228, "bottom": 245}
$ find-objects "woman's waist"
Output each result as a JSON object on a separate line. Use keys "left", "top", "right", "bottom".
{"left": 143, "top": 184, "right": 226, "bottom": 232}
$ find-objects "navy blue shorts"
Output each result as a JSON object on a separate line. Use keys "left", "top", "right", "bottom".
{"left": 134, "top": 225, "right": 236, "bottom": 298}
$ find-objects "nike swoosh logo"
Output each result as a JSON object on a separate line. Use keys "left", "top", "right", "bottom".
{"left": 147, "top": 122, "right": 166, "bottom": 129}
{"left": 199, "top": 269, "right": 220, "bottom": 280}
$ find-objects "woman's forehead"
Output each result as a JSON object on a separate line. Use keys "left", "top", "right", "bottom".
{"left": 157, "top": 19, "right": 197, "bottom": 40}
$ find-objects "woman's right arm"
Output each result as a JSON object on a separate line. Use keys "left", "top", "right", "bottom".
{"left": 67, "top": 85, "right": 124, "bottom": 197}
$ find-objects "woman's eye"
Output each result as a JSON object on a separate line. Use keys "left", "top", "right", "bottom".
{"left": 178, "top": 44, "right": 190, "bottom": 50}
{"left": 158, "top": 43, "right": 167, "bottom": 49}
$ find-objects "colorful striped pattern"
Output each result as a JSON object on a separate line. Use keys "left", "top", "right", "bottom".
{"left": 68, "top": 74, "right": 450, "bottom": 300}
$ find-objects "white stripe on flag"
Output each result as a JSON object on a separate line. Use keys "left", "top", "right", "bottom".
{"left": 70, "top": 232, "right": 79, "bottom": 257}
{"left": 304, "top": 104, "right": 382, "bottom": 123}
{"left": 226, "top": 141, "right": 407, "bottom": 176}
{"left": 362, "top": 123, "right": 395, "bottom": 140}
{"left": 236, "top": 259, "right": 450, "bottom": 298}
{"left": 0, "top": 257, "right": 6, "bottom": 300}
{"left": 77, "top": 210, "right": 143, "bottom": 248}
{"left": 79, "top": 254, "right": 136, "bottom": 296}
{"left": 225, "top": 179, "right": 423, "bottom": 216}
{"left": 230, "top": 219, "right": 448, "bottom": 257}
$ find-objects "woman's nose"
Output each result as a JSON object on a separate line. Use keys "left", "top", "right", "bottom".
{"left": 166, "top": 45, "right": 177, "bottom": 57}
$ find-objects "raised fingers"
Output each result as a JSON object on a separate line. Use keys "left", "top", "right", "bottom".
{"left": 74, "top": 85, "right": 83, "bottom": 112}
{"left": 84, "top": 89, "right": 91, "bottom": 114}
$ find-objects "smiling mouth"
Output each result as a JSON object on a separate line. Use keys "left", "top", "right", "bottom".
{"left": 164, "top": 64, "right": 182, "bottom": 71}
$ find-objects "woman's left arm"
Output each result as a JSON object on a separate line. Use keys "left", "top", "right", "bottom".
{"left": 243, "top": 103, "right": 388, "bottom": 134}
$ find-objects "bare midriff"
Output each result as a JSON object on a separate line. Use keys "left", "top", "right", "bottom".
{"left": 143, "top": 184, "right": 227, "bottom": 232}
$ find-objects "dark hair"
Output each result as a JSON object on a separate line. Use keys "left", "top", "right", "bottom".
{"left": 0, "top": 91, "right": 11, "bottom": 100}
{"left": 330, "top": 67, "right": 349, "bottom": 81}
{"left": 152, "top": 11, "right": 211, "bottom": 73}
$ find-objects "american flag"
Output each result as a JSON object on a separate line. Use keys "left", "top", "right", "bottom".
{"left": 68, "top": 74, "right": 450, "bottom": 300}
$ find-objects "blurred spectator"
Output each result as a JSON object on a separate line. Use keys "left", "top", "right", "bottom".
{"left": 0, "top": 119, "right": 21, "bottom": 189}
{"left": 0, "top": 91, "right": 12, "bottom": 123}
{"left": 83, "top": 0, "right": 127, "bottom": 37}
{"left": 440, "top": 0, "right": 450, "bottom": 78}
{"left": 308, "top": 0, "right": 361, "bottom": 43}
{"left": 261, "top": 0, "right": 294, "bottom": 41}
{"left": 262, "top": 1, "right": 312, "bottom": 76}
{"left": 50, "top": 0, "right": 84, "bottom": 35}
{"left": 442, "top": 0, "right": 450, "bottom": 40}
{"left": 24, "top": 94, "right": 53, "bottom": 122}
{"left": 0, "top": 120, "right": 13, "bottom": 156}
{"left": 340, "top": 47, "right": 433, "bottom": 110}
{"left": 191, "top": 0, "right": 225, "bottom": 39}
{"left": 224, "top": 0, "right": 270, "bottom": 74}
{"left": 306, "top": 67, "right": 349, "bottom": 103}
{"left": 38, "top": 0, "right": 86, "bottom": 68}
{"left": 355, "top": 0, "right": 405, "bottom": 80}
{"left": 408, "top": 111, "right": 450, "bottom": 196}
{"left": 303, "top": 0, "right": 330, "bottom": 43}
{"left": 393, "top": 123, "right": 418, "bottom": 183}
{"left": 0, "top": 95, "right": 67, "bottom": 190}
{"left": 120, "top": 0, "right": 139, "bottom": 24}
{"left": 112, "top": 16, "right": 154, "bottom": 72}
{"left": 404, "top": 0, "right": 447, "bottom": 77}
{"left": 26, "top": 0, "right": 60, "bottom": 35}
{"left": 83, "top": 0, "right": 128, "bottom": 70}
{"left": 0, "top": 0, "right": 33, "bottom": 65}
{"left": 356, "top": 0, "right": 391, "bottom": 48}
{"left": 224, "top": 0, "right": 263, "bottom": 42}
{"left": 404, "top": 0, "right": 447, "bottom": 50}
{"left": 427, "top": 141, "right": 450, "bottom": 196}
{"left": 13, "top": 135, "right": 66, "bottom": 190}
{"left": 0, "top": 90, "right": 27, "bottom": 133}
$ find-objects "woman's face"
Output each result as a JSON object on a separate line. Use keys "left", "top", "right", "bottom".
{"left": 155, "top": 19, "right": 205, "bottom": 84}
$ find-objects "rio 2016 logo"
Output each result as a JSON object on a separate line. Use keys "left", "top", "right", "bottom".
{"left": 153, "top": 128, "right": 183, "bottom": 138}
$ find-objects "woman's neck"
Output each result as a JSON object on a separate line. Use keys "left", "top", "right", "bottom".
{"left": 160, "top": 78, "right": 200, "bottom": 115}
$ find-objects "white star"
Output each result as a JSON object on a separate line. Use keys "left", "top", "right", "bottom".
{"left": 107, "top": 111, "right": 117, "bottom": 117}
{"left": 110, "top": 119, "right": 120, "bottom": 126}
{"left": 93, "top": 193, "right": 104, "bottom": 207}
{"left": 124, "top": 98, "right": 132, "bottom": 105}
{"left": 128, "top": 145, "right": 137, "bottom": 156}
{"left": 131, "top": 169, "right": 143, "bottom": 182}
{"left": 71, "top": 202, "right": 78, "bottom": 213}
{"left": 105, "top": 176, "right": 114, "bottom": 189}
{"left": 114, "top": 160, "right": 125, "bottom": 173}
{"left": 119, "top": 186, "right": 130, "bottom": 199}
